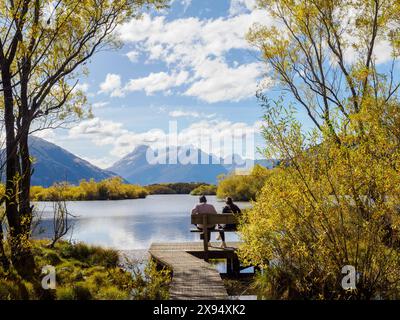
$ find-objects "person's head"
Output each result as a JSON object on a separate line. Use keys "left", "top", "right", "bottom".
{"left": 225, "top": 197, "right": 233, "bottom": 205}
{"left": 199, "top": 195, "right": 207, "bottom": 203}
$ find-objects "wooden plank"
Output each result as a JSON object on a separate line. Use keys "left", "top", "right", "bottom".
{"left": 191, "top": 213, "right": 238, "bottom": 225}
{"left": 150, "top": 241, "right": 240, "bottom": 252}
{"left": 149, "top": 242, "right": 240, "bottom": 300}
{"left": 190, "top": 228, "right": 236, "bottom": 232}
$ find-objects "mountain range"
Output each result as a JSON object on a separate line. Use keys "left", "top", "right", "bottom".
{"left": 1, "top": 136, "right": 117, "bottom": 187}
{"left": 108, "top": 144, "right": 277, "bottom": 185}
{"left": 108, "top": 145, "right": 227, "bottom": 185}
{"left": 1, "top": 137, "right": 277, "bottom": 186}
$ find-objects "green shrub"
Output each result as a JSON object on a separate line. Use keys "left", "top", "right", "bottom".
{"left": 190, "top": 184, "right": 217, "bottom": 195}
{"left": 0, "top": 279, "right": 30, "bottom": 300}
{"left": 56, "top": 287, "right": 75, "bottom": 300}
{"left": 29, "top": 177, "right": 148, "bottom": 201}
{"left": 72, "top": 282, "right": 92, "bottom": 300}
{"left": 130, "top": 261, "right": 171, "bottom": 300}
{"left": 146, "top": 182, "right": 206, "bottom": 194}
{"left": 89, "top": 247, "right": 119, "bottom": 268}
{"left": 0, "top": 240, "right": 171, "bottom": 300}
{"left": 217, "top": 165, "right": 270, "bottom": 201}
{"left": 96, "top": 287, "right": 129, "bottom": 300}
{"left": 44, "top": 251, "right": 62, "bottom": 265}
{"left": 57, "top": 242, "right": 118, "bottom": 268}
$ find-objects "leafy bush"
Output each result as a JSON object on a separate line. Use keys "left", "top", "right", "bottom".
{"left": 217, "top": 165, "right": 270, "bottom": 201}
{"left": 239, "top": 101, "right": 400, "bottom": 299}
{"left": 71, "top": 282, "right": 92, "bottom": 300}
{"left": 145, "top": 184, "right": 177, "bottom": 194}
{"left": 146, "top": 182, "right": 207, "bottom": 194}
{"left": 190, "top": 184, "right": 217, "bottom": 195}
{"left": 0, "top": 279, "right": 29, "bottom": 300}
{"left": 129, "top": 260, "right": 171, "bottom": 300}
{"left": 57, "top": 242, "right": 119, "bottom": 268}
{"left": 30, "top": 177, "right": 148, "bottom": 201}
{"left": 0, "top": 240, "right": 171, "bottom": 300}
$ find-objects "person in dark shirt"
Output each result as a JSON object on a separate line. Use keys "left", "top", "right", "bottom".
{"left": 217, "top": 197, "right": 242, "bottom": 248}
{"left": 223, "top": 197, "right": 241, "bottom": 215}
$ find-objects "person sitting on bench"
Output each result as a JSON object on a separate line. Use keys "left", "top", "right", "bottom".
{"left": 191, "top": 195, "right": 222, "bottom": 247}
{"left": 216, "top": 197, "right": 242, "bottom": 248}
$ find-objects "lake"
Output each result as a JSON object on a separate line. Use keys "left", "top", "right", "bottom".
{"left": 35, "top": 195, "right": 256, "bottom": 298}
{"left": 34, "top": 195, "right": 251, "bottom": 251}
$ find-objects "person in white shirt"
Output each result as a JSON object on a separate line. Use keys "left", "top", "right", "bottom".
{"left": 192, "top": 195, "right": 226, "bottom": 247}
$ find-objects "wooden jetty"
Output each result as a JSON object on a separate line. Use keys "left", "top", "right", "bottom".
{"left": 149, "top": 241, "right": 241, "bottom": 300}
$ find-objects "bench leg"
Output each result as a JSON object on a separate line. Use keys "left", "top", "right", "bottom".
{"left": 203, "top": 227, "right": 209, "bottom": 261}
{"left": 226, "top": 258, "right": 233, "bottom": 274}
{"left": 232, "top": 256, "right": 240, "bottom": 276}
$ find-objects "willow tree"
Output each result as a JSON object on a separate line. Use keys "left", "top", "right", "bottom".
{"left": 0, "top": 0, "right": 167, "bottom": 277}
{"left": 239, "top": 0, "right": 400, "bottom": 299}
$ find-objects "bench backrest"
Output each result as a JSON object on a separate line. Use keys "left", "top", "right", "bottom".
{"left": 191, "top": 213, "right": 238, "bottom": 225}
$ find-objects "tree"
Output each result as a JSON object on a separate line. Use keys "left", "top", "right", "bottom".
{"left": 239, "top": 0, "right": 400, "bottom": 299}
{"left": 248, "top": 0, "right": 400, "bottom": 140}
{"left": 0, "top": 0, "right": 168, "bottom": 277}
{"left": 216, "top": 164, "right": 270, "bottom": 201}
{"left": 48, "top": 183, "right": 75, "bottom": 248}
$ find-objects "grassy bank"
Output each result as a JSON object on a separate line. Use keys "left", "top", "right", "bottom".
{"left": 190, "top": 184, "right": 217, "bottom": 195}
{"left": 30, "top": 177, "right": 148, "bottom": 201}
{"left": 145, "top": 182, "right": 212, "bottom": 195}
{"left": 0, "top": 240, "right": 170, "bottom": 300}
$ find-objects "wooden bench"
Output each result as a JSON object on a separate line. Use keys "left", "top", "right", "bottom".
{"left": 191, "top": 213, "right": 238, "bottom": 254}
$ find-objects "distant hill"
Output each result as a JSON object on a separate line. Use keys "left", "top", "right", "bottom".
{"left": 108, "top": 145, "right": 279, "bottom": 185}
{"left": 0, "top": 138, "right": 279, "bottom": 187}
{"left": 108, "top": 145, "right": 229, "bottom": 185}
{"left": 223, "top": 154, "right": 279, "bottom": 173}
{"left": 2, "top": 136, "right": 118, "bottom": 187}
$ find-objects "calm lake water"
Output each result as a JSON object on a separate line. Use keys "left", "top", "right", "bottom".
{"left": 34, "top": 195, "right": 251, "bottom": 251}
{"left": 35, "top": 195, "right": 256, "bottom": 298}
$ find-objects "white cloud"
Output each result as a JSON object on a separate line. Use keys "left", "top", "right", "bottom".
{"left": 115, "top": 5, "right": 395, "bottom": 103}
{"left": 67, "top": 117, "right": 262, "bottom": 162}
{"left": 342, "top": 38, "right": 394, "bottom": 65}
{"left": 229, "top": 0, "right": 257, "bottom": 16}
{"left": 125, "top": 70, "right": 189, "bottom": 95}
{"left": 81, "top": 156, "right": 115, "bottom": 169}
{"left": 126, "top": 50, "right": 139, "bottom": 63}
{"left": 169, "top": 110, "right": 201, "bottom": 118}
{"left": 117, "top": 9, "right": 274, "bottom": 103}
{"left": 32, "top": 128, "right": 57, "bottom": 142}
{"left": 184, "top": 60, "right": 265, "bottom": 103}
{"left": 99, "top": 73, "right": 124, "bottom": 97}
{"left": 73, "top": 82, "right": 89, "bottom": 93}
{"left": 68, "top": 118, "right": 126, "bottom": 146}
{"left": 92, "top": 101, "right": 109, "bottom": 108}
{"left": 168, "top": 109, "right": 216, "bottom": 118}
{"left": 374, "top": 40, "right": 394, "bottom": 65}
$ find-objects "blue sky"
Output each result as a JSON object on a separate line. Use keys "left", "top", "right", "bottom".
{"left": 34, "top": 0, "right": 397, "bottom": 169}
{"left": 36, "top": 0, "right": 274, "bottom": 168}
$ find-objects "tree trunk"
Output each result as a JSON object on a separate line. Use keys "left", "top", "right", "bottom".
{"left": 2, "top": 66, "right": 35, "bottom": 278}
{"left": 0, "top": 221, "right": 10, "bottom": 270}
{"left": 18, "top": 108, "right": 33, "bottom": 236}
{"left": 15, "top": 130, "right": 36, "bottom": 278}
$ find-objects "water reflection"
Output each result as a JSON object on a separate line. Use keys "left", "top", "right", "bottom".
{"left": 34, "top": 195, "right": 251, "bottom": 250}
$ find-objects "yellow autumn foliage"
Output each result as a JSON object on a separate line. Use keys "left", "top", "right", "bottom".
{"left": 239, "top": 0, "right": 400, "bottom": 299}
{"left": 30, "top": 177, "right": 148, "bottom": 201}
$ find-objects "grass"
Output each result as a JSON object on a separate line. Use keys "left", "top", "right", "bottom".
{"left": 222, "top": 275, "right": 258, "bottom": 298}
{"left": 0, "top": 240, "right": 171, "bottom": 300}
